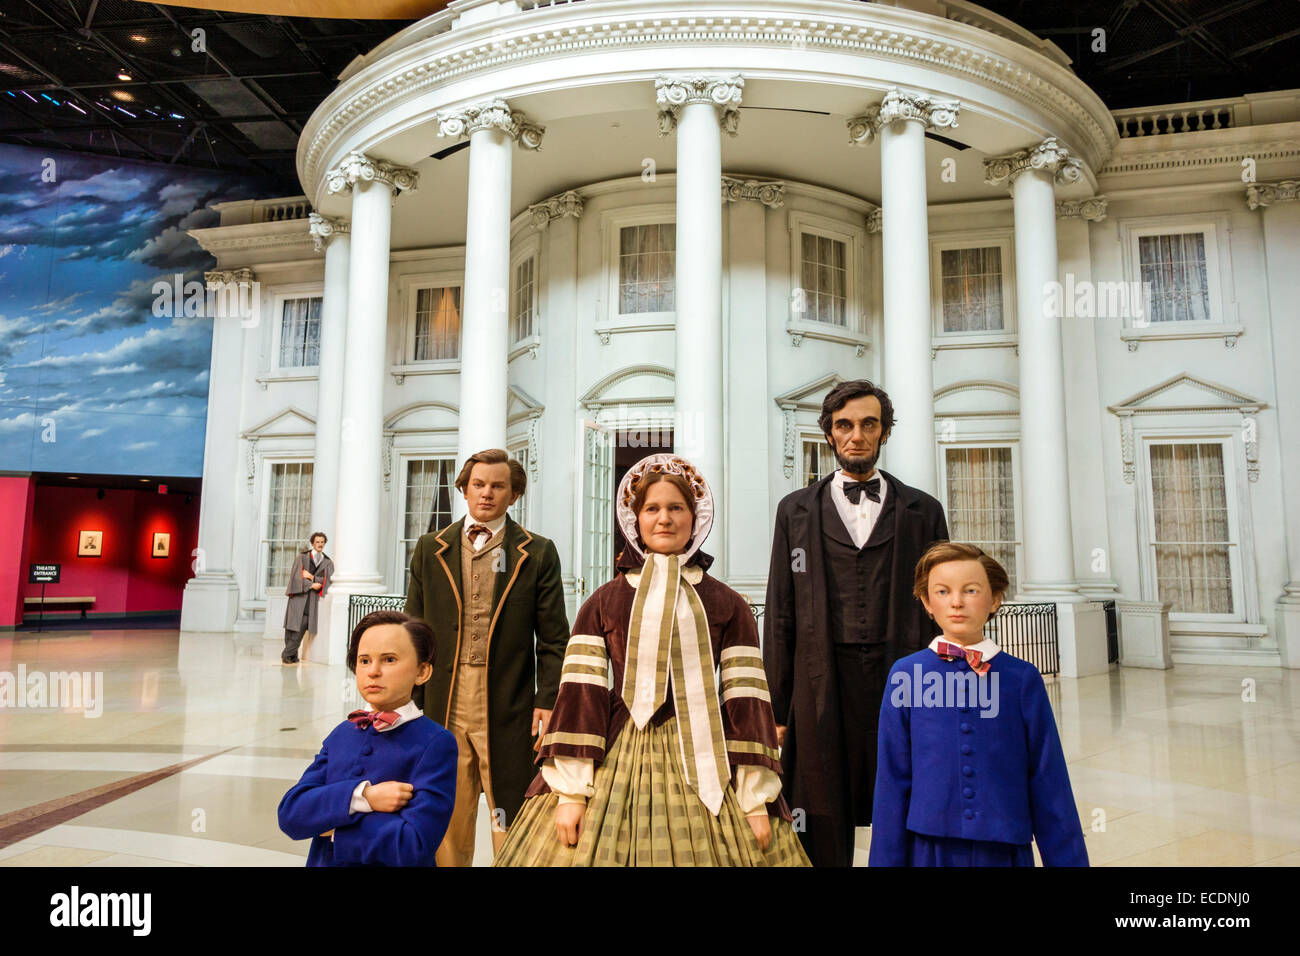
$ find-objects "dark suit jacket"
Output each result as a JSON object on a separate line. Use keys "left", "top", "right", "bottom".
{"left": 762, "top": 469, "right": 948, "bottom": 867}
{"left": 404, "top": 515, "right": 570, "bottom": 824}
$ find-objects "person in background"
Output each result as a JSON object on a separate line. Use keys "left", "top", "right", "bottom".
{"left": 283, "top": 532, "right": 332, "bottom": 665}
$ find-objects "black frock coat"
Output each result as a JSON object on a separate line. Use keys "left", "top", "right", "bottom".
{"left": 762, "top": 469, "right": 948, "bottom": 867}
{"left": 404, "top": 515, "right": 570, "bottom": 825}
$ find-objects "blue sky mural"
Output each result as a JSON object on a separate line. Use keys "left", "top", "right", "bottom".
{"left": 0, "top": 143, "right": 271, "bottom": 477}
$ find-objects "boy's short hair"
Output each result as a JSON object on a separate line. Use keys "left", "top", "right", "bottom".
{"left": 455, "top": 448, "right": 526, "bottom": 497}
{"left": 913, "top": 541, "right": 1010, "bottom": 603}
{"left": 347, "top": 610, "right": 435, "bottom": 673}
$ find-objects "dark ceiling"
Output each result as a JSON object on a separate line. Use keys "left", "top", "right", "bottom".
{"left": 0, "top": 0, "right": 1297, "bottom": 194}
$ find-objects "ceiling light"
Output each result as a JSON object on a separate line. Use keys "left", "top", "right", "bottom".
{"left": 129, "top": 35, "right": 148, "bottom": 43}
{"left": 116, "top": 106, "right": 136, "bottom": 117}
{"left": 110, "top": 89, "right": 134, "bottom": 102}
{"left": 117, "top": 71, "right": 132, "bottom": 81}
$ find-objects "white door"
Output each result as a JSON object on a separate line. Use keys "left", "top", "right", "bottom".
{"left": 575, "top": 419, "right": 615, "bottom": 603}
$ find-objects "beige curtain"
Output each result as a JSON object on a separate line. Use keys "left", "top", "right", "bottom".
{"left": 402, "top": 458, "right": 455, "bottom": 592}
{"left": 1150, "top": 442, "right": 1233, "bottom": 613}
{"left": 620, "top": 224, "right": 675, "bottom": 314}
{"left": 266, "top": 462, "right": 314, "bottom": 592}
{"left": 940, "top": 247, "right": 1003, "bottom": 333}
{"left": 1139, "top": 233, "right": 1211, "bottom": 323}
{"left": 414, "top": 287, "right": 461, "bottom": 360}
{"left": 945, "top": 447, "right": 1017, "bottom": 593}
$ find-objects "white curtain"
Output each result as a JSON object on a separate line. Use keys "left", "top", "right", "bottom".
{"left": 265, "top": 462, "right": 314, "bottom": 592}
{"left": 1139, "top": 233, "right": 1211, "bottom": 323}
{"left": 279, "top": 297, "right": 322, "bottom": 367}
{"left": 940, "top": 247, "right": 1004, "bottom": 333}
{"left": 414, "top": 287, "right": 462, "bottom": 360}
{"left": 800, "top": 232, "right": 847, "bottom": 327}
{"left": 402, "top": 459, "right": 455, "bottom": 592}
{"left": 945, "top": 447, "right": 1017, "bottom": 593}
{"left": 512, "top": 257, "right": 535, "bottom": 342}
{"left": 802, "top": 439, "right": 835, "bottom": 487}
{"left": 619, "top": 224, "right": 675, "bottom": 314}
{"left": 1150, "top": 442, "right": 1233, "bottom": 613}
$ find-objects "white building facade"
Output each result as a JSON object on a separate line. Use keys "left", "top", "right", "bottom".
{"left": 179, "top": 0, "right": 1300, "bottom": 674}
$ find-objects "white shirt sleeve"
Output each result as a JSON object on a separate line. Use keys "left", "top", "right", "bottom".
{"left": 541, "top": 756, "right": 595, "bottom": 805}
{"left": 734, "top": 765, "right": 782, "bottom": 815}
{"left": 349, "top": 780, "right": 373, "bottom": 814}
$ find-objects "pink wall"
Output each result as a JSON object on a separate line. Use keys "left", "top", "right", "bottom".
{"left": 17, "top": 484, "right": 201, "bottom": 619}
{"left": 0, "top": 476, "right": 36, "bottom": 627}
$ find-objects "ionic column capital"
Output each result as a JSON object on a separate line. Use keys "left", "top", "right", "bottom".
{"left": 1056, "top": 196, "right": 1108, "bottom": 222}
{"left": 721, "top": 176, "right": 785, "bottom": 209}
{"left": 325, "top": 150, "right": 420, "bottom": 199}
{"left": 436, "top": 98, "right": 545, "bottom": 150}
{"left": 1246, "top": 180, "right": 1300, "bottom": 210}
{"left": 656, "top": 74, "right": 744, "bottom": 137}
{"left": 865, "top": 204, "right": 882, "bottom": 234}
{"left": 204, "top": 267, "right": 255, "bottom": 289}
{"left": 983, "top": 137, "right": 1082, "bottom": 189}
{"left": 847, "top": 86, "right": 960, "bottom": 144}
{"left": 527, "top": 189, "right": 585, "bottom": 229}
{"left": 308, "top": 212, "right": 350, "bottom": 252}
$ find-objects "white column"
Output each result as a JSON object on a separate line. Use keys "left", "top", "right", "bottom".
{"left": 437, "top": 99, "right": 545, "bottom": 518}
{"left": 986, "top": 139, "right": 1107, "bottom": 678}
{"left": 318, "top": 151, "right": 418, "bottom": 664}
{"left": 308, "top": 214, "right": 351, "bottom": 538}
{"left": 181, "top": 268, "right": 254, "bottom": 632}
{"left": 849, "top": 88, "right": 960, "bottom": 496}
{"left": 657, "top": 74, "right": 742, "bottom": 574}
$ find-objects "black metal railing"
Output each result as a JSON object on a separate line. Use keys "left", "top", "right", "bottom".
{"left": 347, "top": 593, "right": 407, "bottom": 647}
{"left": 984, "top": 602, "right": 1059, "bottom": 675}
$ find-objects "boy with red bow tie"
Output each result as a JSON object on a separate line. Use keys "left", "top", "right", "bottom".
{"left": 278, "top": 611, "right": 457, "bottom": 866}
{"left": 868, "top": 543, "right": 1088, "bottom": 867}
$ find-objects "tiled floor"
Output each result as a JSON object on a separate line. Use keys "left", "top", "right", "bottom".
{"left": 1, "top": 627, "right": 1296, "bottom": 866}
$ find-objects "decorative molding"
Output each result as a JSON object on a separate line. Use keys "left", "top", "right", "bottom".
{"left": 324, "top": 150, "right": 420, "bottom": 200}
{"left": 1056, "top": 196, "right": 1108, "bottom": 221}
{"left": 204, "top": 267, "right": 255, "bottom": 287}
{"left": 241, "top": 406, "right": 317, "bottom": 439}
{"left": 1120, "top": 324, "right": 1244, "bottom": 350}
{"left": 193, "top": 232, "right": 316, "bottom": 253}
{"left": 865, "top": 205, "right": 882, "bottom": 234}
{"left": 655, "top": 74, "right": 744, "bottom": 136}
{"left": 579, "top": 364, "right": 675, "bottom": 410}
{"left": 527, "top": 417, "right": 540, "bottom": 481}
{"left": 846, "top": 86, "right": 960, "bottom": 144}
{"left": 308, "top": 212, "right": 350, "bottom": 252}
{"left": 1246, "top": 180, "right": 1300, "bottom": 210}
{"left": 436, "top": 98, "right": 545, "bottom": 149}
{"left": 1102, "top": 139, "right": 1300, "bottom": 176}
{"left": 780, "top": 402, "right": 797, "bottom": 479}
{"left": 382, "top": 433, "right": 395, "bottom": 491}
{"left": 773, "top": 371, "right": 846, "bottom": 480}
{"left": 299, "top": 3, "right": 1118, "bottom": 194}
{"left": 984, "top": 136, "right": 1083, "bottom": 188}
{"left": 721, "top": 176, "right": 785, "bottom": 208}
{"left": 1243, "top": 410, "right": 1259, "bottom": 482}
{"left": 1119, "top": 416, "right": 1135, "bottom": 484}
{"left": 246, "top": 437, "right": 258, "bottom": 493}
{"left": 527, "top": 189, "right": 584, "bottom": 229}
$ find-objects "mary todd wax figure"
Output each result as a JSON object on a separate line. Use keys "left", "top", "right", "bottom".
{"left": 764, "top": 379, "right": 949, "bottom": 867}
{"left": 404, "top": 448, "right": 570, "bottom": 866}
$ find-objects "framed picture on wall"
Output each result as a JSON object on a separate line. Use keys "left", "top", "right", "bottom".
{"left": 78, "top": 530, "right": 103, "bottom": 557}
{"left": 152, "top": 532, "right": 171, "bottom": 558}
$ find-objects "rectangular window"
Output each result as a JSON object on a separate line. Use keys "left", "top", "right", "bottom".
{"left": 618, "top": 224, "right": 675, "bottom": 314}
{"left": 414, "top": 286, "right": 462, "bottom": 361}
{"left": 401, "top": 458, "right": 456, "bottom": 593}
{"left": 944, "top": 447, "right": 1018, "bottom": 594}
{"left": 940, "top": 247, "right": 1004, "bottom": 332}
{"left": 278, "top": 297, "right": 322, "bottom": 368}
{"left": 1149, "top": 442, "right": 1233, "bottom": 613}
{"left": 512, "top": 257, "right": 536, "bottom": 343}
{"left": 264, "top": 461, "right": 313, "bottom": 595}
{"left": 508, "top": 446, "right": 529, "bottom": 527}
{"left": 1138, "top": 232, "right": 1211, "bottom": 323}
{"left": 799, "top": 232, "right": 847, "bottom": 327}
{"left": 801, "top": 438, "right": 836, "bottom": 487}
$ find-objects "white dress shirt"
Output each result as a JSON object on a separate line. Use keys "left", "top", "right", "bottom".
{"left": 830, "top": 468, "right": 888, "bottom": 549}
{"left": 464, "top": 513, "right": 507, "bottom": 552}
{"left": 348, "top": 699, "right": 424, "bottom": 814}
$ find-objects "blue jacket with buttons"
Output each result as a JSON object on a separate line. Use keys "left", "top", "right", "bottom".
{"left": 869, "top": 649, "right": 1088, "bottom": 866}
{"left": 278, "top": 715, "right": 457, "bottom": 866}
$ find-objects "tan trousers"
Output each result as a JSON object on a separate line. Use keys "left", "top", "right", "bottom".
{"left": 435, "top": 661, "right": 507, "bottom": 867}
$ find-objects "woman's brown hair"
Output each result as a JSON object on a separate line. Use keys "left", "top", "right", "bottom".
{"left": 912, "top": 541, "right": 1010, "bottom": 603}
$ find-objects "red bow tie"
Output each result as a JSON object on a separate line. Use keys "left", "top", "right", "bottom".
{"left": 348, "top": 709, "right": 400, "bottom": 731}
{"left": 468, "top": 523, "right": 491, "bottom": 544}
{"left": 935, "top": 641, "right": 991, "bottom": 676}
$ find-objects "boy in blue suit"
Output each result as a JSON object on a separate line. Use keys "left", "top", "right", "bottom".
{"left": 869, "top": 542, "right": 1088, "bottom": 867}
{"left": 278, "top": 610, "right": 457, "bottom": 866}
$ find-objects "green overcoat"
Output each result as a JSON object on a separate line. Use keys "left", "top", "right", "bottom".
{"left": 404, "top": 515, "right": 570, "bottom": 824}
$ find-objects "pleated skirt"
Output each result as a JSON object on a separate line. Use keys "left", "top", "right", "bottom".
{"left": 494, "top": 716, "right": 810, "bottom": 867}
{"left": 904, "top": 832, "right": 1035, "bottom": 867}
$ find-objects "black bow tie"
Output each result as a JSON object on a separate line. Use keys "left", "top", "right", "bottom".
{"left": 843, "top": 477, "right": 881, "bottom": 506}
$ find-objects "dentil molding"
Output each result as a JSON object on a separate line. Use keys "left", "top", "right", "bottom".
{"left": 325, "top": 151, "right": 420, "bottom": 200}
{"left": 846, "top": 86, "right": 960, "bottom": 143}
{"left": 656, "top": 75, "right": 744, "bottom": 136}
{"left": 308, "top": 212, "right": 350, "bottom": 252}
{"left": 983, "top": 136, "right": 1083, "bottom": 188}
{"left": 436, "top": 98, "right": 545, "bottom": 149}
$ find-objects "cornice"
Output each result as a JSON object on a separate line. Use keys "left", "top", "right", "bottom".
{"left": 297, "top": 0, "right": 1117, "bottom": 200}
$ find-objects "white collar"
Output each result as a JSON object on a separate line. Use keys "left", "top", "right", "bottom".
{"left": 625, "top": 558, "right": 704, "bottom": 589}
{"left": 927, "top": 635, "right": 1000, "bottom": 661}
{"left": 370, "top": 699, "right": 423, "bottom": 731}
{"left": 832, "top": 467, "right": 883, "bottom": 488}
{"left": 465, "top": 513, "right": 507, "bottom": 539}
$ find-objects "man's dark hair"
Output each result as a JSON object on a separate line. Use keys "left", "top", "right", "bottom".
{"left": 309, "top": 532, "right": 327, "bottom": 545}
{"left": 347, "top": 610, "right": 435, "bottom": 673}
{"left": 818, "top": 379, "right": 896, "bottom": 438}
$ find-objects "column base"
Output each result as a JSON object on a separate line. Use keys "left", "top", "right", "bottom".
{"left": 1275, "top": 588, "right": 1300, "bottom": 669}
{"left": 317, "top": 576, "right": 391, "bottom": 668}
{"left": 180, "top": 574, "right": 241, "bottom": 632}
{"left": 1116, "top": 600, "right": 1173, "bottom": 669}
{"left": 1019, "top": 581, "right": 1083, "bottom": 603}
{"left": 1055, "top": 601, "right": 1109, "bottom": 679}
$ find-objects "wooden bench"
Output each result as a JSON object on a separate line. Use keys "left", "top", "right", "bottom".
{"left": 24, "top": 596, "right": 95, "bottom": 619}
